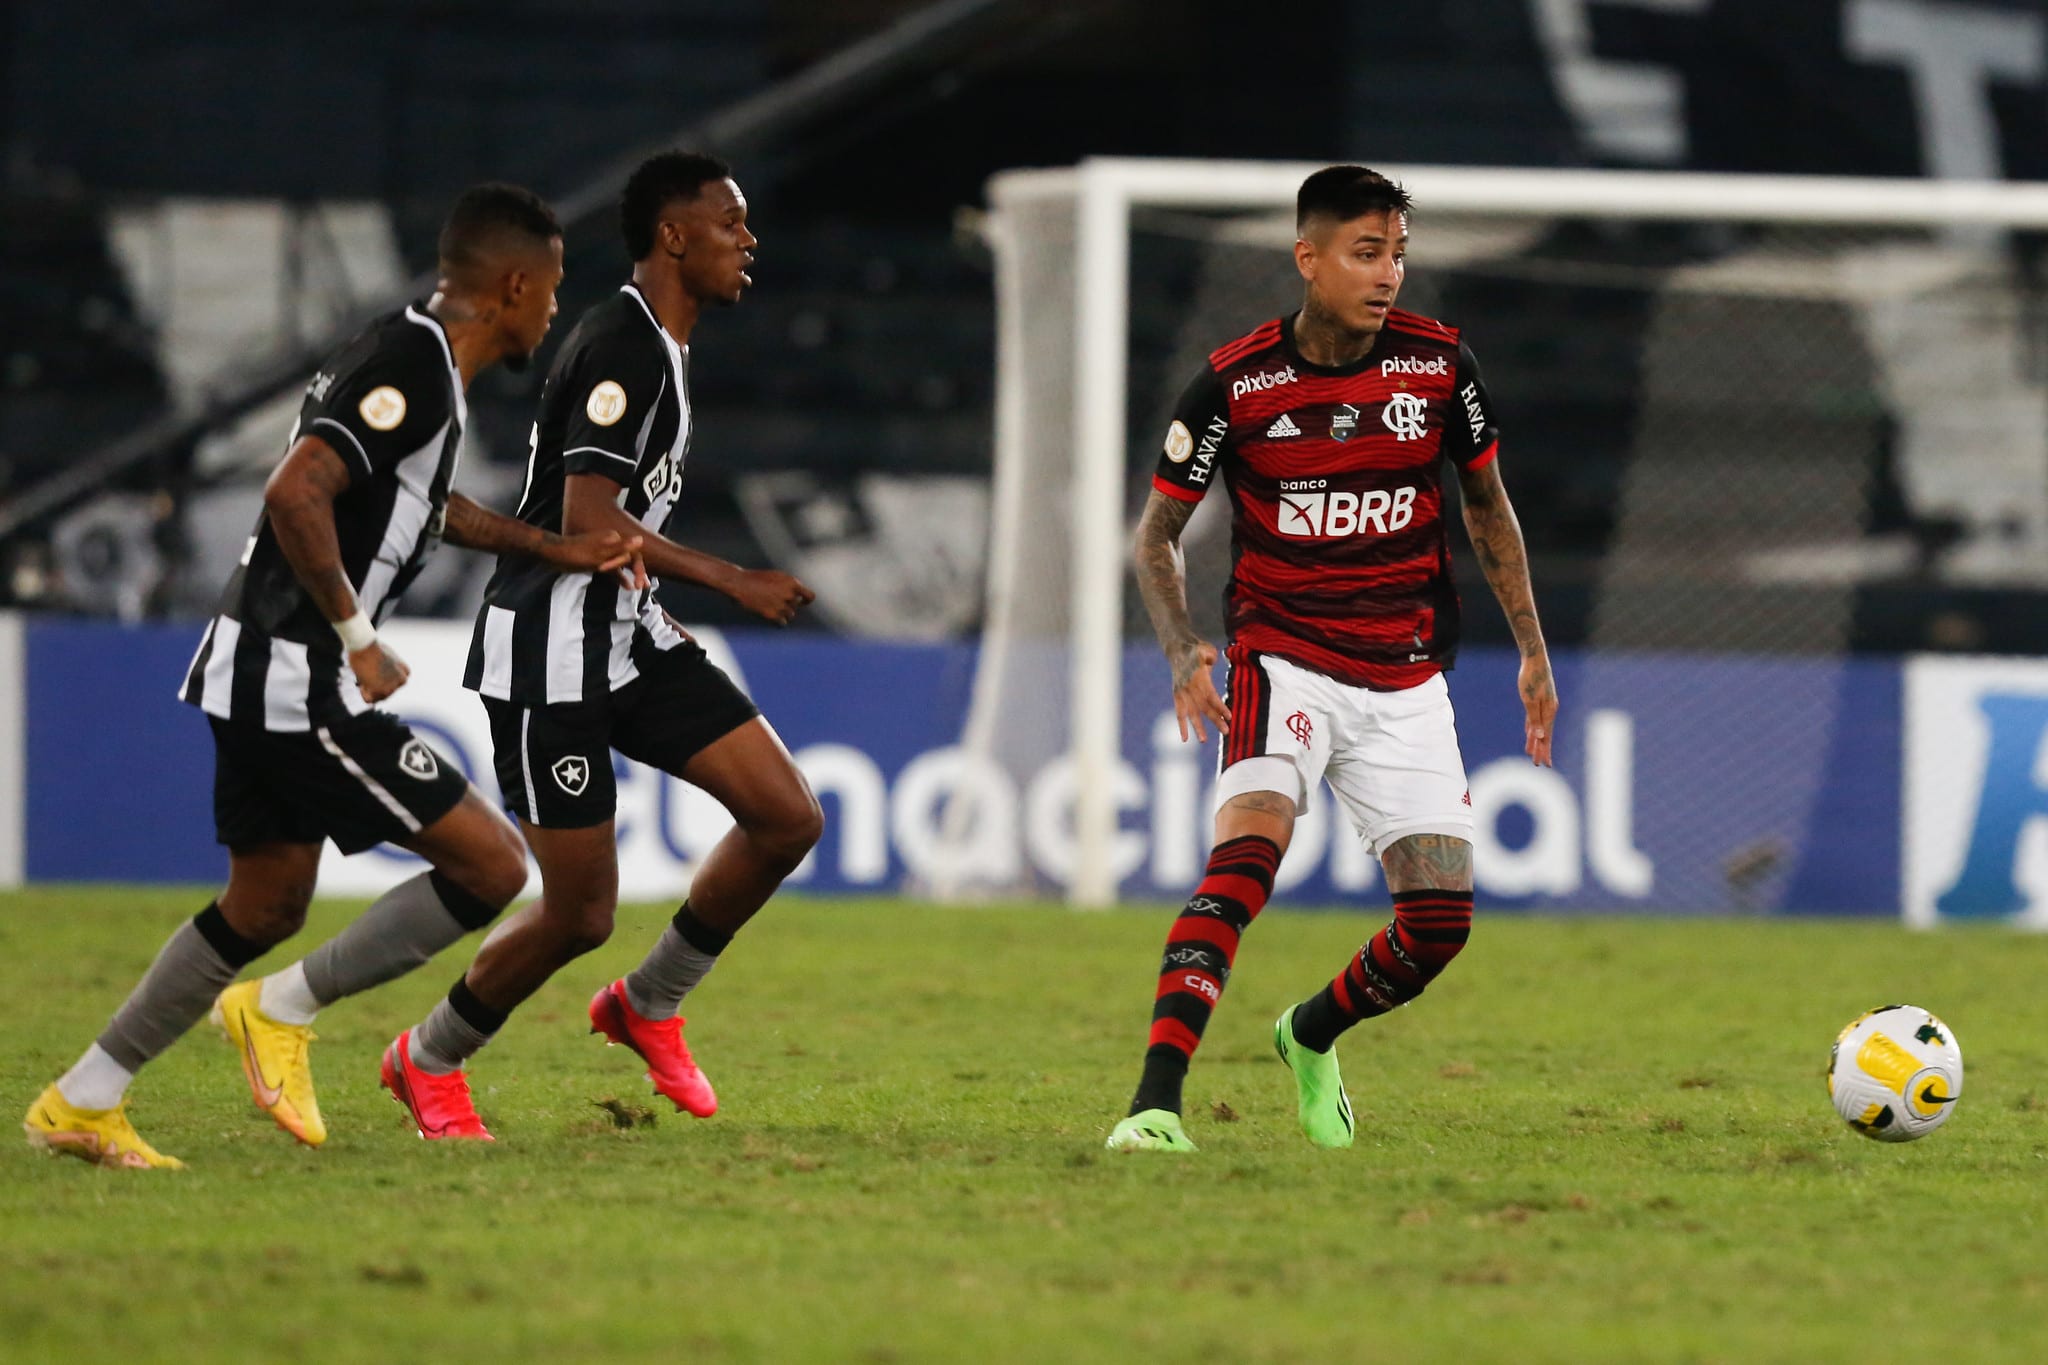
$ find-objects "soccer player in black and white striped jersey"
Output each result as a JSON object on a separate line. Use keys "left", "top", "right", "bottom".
{"left": 24, "top": 186, "right": 647, "bottom": 1168}
{"left": 378, "top": 153, "right": 823, "bottom": 1140}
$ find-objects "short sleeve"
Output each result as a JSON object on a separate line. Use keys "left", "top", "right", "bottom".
{"left": 303, "top": 340, "right": 453, "bottom": 482}
{"left": 1442, "top": 340, "right": 1500, "bottom": 471}
{"left": 559, "top": 332, "right": 670, "bottom": 483}
{"left": 1151, "top": 366, "right": 1231, "bottom": 503}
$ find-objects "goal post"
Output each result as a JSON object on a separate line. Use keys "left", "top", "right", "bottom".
{"left": 957, "top": 157, "right": 2048, "bottom": 909}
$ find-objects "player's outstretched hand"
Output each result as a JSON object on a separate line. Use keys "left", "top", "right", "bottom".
{"left": 734, "top": 569, "right": 815, "bottom": 627}
{"left": 1519, "top": 652, "right": 1557, "bottom": 766}
{"left": 1170, "top": 640, "right": 1230, "bottom": 743}
{"left": 349, "top": 639, "right": 411, "bottom": 704}
{"left": 549, "top": 530, "right": 649, "bottom": 590}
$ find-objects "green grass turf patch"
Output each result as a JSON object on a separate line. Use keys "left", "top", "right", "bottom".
{"left": 5, "top": 887, "right": 2048, "bottom": 1363}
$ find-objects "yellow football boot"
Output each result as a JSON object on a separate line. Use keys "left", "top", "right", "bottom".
{"left": 214, "top": 981, "right": 326, "bottom": 1146}
{"left": 23, "top": 1085, "right": 185, "bottom": 1170}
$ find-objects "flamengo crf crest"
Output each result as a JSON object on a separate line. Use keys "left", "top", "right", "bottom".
{"left": 1382, "top": 392, "right": 1428, "bottom": 441}
{"left": 398, "top": 740, "right": 439, "bottom": 781}
{"left": 552, "top": 755, "right": 591, "bottom": 795}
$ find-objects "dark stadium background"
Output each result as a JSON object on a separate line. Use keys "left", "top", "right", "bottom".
{"left": 7, "top": 0, "right": 2046, "bottom": 654}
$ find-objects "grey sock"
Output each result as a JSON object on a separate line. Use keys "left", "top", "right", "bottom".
{"left": 622, "top": 925, "right": 722, "bottom": 1021}
{"left": 407, "top": 980, "right": 503, "bottom": 1075}
{"left": 300, "top": 872, "right": 473, "bottom": 1007}
{"left": 97, "top": 908, "right": 260, "bottom": 1072}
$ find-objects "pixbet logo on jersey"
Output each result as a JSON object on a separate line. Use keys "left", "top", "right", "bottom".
{"left": 1381, "top": 355, "right": 1449, "bottom": 379}
{"left": 1276, "top": 480, "right": 1418, "bottom": 537}
{"left": 1230, "top": 365, "right": 1297, "bottom": 401}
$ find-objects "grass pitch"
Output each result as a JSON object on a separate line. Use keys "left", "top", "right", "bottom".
{"left": 5, "top": 888, "right": 2048, "bottom": 1363}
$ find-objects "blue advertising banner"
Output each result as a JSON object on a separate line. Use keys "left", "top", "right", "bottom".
{"left": 1904, "top": 657, "right": 2048, "bottom": 927}
{"left": 19, "top": 617, "right": 1899, "bottom": 913}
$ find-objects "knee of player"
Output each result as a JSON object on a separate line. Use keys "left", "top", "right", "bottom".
{"left": 755, "top": 787, "right": 824, "bottom": 861}
{"left": 562, "top": 915, "right": 615, "bottom": 958}
{"left": 473, "top": 836, "right": 531, "bottom": 911}
{"left": 247, "top": 889, "right": 313, "bottom": 943}
{"left": 553, "top": 894, "right": 616, "bottom": 956}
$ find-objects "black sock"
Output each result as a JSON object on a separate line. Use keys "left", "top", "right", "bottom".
{"left": 1290, "top": 986, "right": 1348, "bottom": 1055}
{"left": 672, "top": 901, "right": 733, "bottom": 956}
{"left": 193, "top": 901, "right": 267, "bottom": 969}
{"left": 447, "top": 975, "right": 510, "bottom": 1036}
{"left": 1129, "top": 1046, "right": 1190, "bottom": 1116}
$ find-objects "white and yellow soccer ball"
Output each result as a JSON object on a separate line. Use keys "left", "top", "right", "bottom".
{"left": 1828, "top": 1004, "right": 1963, "bottom": 1142}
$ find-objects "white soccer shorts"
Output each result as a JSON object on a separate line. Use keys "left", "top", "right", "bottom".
{"left": 1215, "top": 653, "right": 1474, "bottom": 854}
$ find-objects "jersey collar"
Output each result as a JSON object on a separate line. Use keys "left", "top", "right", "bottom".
{"left": 1280, "top": 311, "right": 1386, "bottom": 378}
{"left": 619, "top": 282, "right": 689, "bottom": 375}
{"left": 403, "top": 303, "right": 468, "bottom": 431}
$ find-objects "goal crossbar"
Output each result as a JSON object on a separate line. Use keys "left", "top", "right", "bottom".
{"left": 992, "top": 158, "right": 2048, "bottom": 224}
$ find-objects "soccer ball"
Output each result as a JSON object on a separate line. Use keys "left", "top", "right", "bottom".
{"left": 1827, "top": 1004, "right": 1962, "bottom": 1142}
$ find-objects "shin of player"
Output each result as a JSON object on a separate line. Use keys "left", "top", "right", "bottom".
{"left": 26, "top": 186, "right": 647, "bottom": 1169}
{"left": 384, "top": 152, "right": 822, "bottom": 1141}
{"left": 1106, "top": 165, "right": 1556, "bottom": 1155}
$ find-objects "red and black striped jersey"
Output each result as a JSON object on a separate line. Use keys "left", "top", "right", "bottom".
{"left": 1151, "top": 309, "right": 1500, "bottom": 691}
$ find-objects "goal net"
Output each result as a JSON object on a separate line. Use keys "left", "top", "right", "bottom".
{"left": 939, "top": 158, "right": 2048, "bottom": 909}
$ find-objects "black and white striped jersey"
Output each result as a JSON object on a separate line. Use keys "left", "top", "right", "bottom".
{"left": 180, "top": 304, "right": 466, "bottom": 731}
{"left": 464, "top": 283, "right": 690, "bottom": 707}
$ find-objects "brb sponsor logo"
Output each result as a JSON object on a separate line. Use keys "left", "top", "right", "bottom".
{"left": 1231, "top": 365, "right": 1297, "bottom": 401}
{"left": 1276, "top": 479, "right": 1417, "bottom": 537}
{"left": 1381, "top": 355, "right": 1448, "bottom": 379}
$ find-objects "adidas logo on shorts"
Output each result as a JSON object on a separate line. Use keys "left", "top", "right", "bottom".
{"left": 1265, "top": 412, "right": 1302, "bottom": 439}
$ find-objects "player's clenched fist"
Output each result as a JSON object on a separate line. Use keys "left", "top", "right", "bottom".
{"left": 348, "top": 640, "right": 411, "bottom": 703}
{"left": 1169, "top": 639, "right": 1230, "bottom": 743}
{"left": 734, "top": 569, "right": 815, "bottom": 626}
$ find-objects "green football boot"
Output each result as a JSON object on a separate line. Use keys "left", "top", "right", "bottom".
{"left": 1274, "top": 1006, "right": 1355, "bottom": 1149}
{"left": 1105, "top": 1108, "right": 1197, "bottom": 1153}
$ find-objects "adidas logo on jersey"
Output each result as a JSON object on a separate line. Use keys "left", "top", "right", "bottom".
{"left": 1265, "top": 413, "right": 1302, "bottom": 439}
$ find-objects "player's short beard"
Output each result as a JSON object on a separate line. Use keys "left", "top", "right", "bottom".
{"left": 503, "top": 349, "right": 533, "bottom": 374}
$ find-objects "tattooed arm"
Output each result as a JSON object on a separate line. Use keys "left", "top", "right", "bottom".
{"left": 263, "top": 435, "right": 411, "bottom": 703}
{"left": 1134, "top": 489, "right": 1229, "bottom": 742}
{"left": 441, "top": 492, "right": 647, "bottom": 586}
{"left": 1457, "top": 459, "right": 1557, "bottom": 766}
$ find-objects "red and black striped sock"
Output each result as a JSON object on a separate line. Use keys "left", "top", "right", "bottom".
{"left": 1128, "top": 834, "right": 1283, "bottom": 1116}
{"left": 1289, "top": 889, "right": 1474, "bottom": 1053}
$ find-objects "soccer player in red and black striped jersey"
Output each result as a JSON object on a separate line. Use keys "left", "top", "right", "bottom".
{"left": 1106, "top": 165, "right": 1558, "bottom": 1153}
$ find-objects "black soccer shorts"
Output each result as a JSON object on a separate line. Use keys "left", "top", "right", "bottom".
{"left": 209, "top": 712, "right": 470, "bottom": 855}
{"left": 483, "top": 638, "right": 761, "bottom": 829}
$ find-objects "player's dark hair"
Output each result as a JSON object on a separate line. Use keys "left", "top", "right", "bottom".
{"left": 1296, "top": 165, "right": 1412, "bottom": 233}
{"left": 621, "top": 151, "right": 733, "bottom": 259}
{"left": 438, "top": 183, "right": 562, "bottom": 275}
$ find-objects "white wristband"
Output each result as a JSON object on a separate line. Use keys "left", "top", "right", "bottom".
{"left": 333, "top": 611, "right": 376, "bottom": 652}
